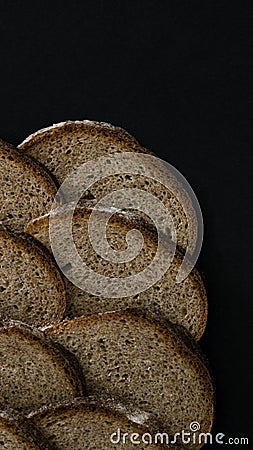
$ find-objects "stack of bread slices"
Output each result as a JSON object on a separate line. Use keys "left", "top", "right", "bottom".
{"left": 0, "top": 121, "right": 215, "bottom": 450}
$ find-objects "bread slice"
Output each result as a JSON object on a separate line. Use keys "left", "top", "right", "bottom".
{"left": 0, "top": 225, "right": 66, "bottom": 325}
{"left": 18, "top": 120, "right": 151, "bottom": 184}
{"left": 0, "top": 320, "right": 85, "bottom": 414}
{"left": 0, "top": 411, "right": 52, "bottom": 449}
{"left": 25, "top": 204, "right": 207, "bottom": 340}
{"left": 43, "top": 309, "right": 215, "bottom": 449}
{"left": 0, "top": 138, "right": 58, "bottom": 233}
{"left": 18, "top": 120, "right": 197, "bottom": 251}
{"left": 28, "top": 398, "right": 168, "bottom": 449}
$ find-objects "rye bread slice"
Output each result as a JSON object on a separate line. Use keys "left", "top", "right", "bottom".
{"left": 18, "top": 121, "right": 151, "bottom": 184}
{"left": 0, "top": 225, "right": 66, "bottom": 325}
{"left": 28, "top": 398, "right": 168, "bottom": 449}
{"left": 0, "top": 321, "right": 85, "bottom": 414}
{"left": 42, "top": 309, "right": 215, "bottom": 449}
{"left": 25, "top": 204, "right": 207, "bottom": 340}
{"left": 0, "top": 138, "right": 58, "bottom": 233}
{"left": 18, "top": 120, "right": 196, "bottom": 251}
{"left": 0, "top": 411, "right": 52, "bottom": 450}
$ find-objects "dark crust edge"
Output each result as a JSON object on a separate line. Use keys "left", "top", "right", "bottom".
{"left": 25, "top": 204, "right": 208, "bottom": 340}
{"left": 0, "top": 224, "right": 66, "bottom": 326}
{"left": 28, "top": 397, "right": 169, "bottom": 450}
{"left": 43, "top": 308, "right": 215, "bottom": 433}
{"left": 18, "top": 120, "right": 154, "bottom": 156}
{"left": 0, "top": 138, "right": 58, "bottom": 197}
{"left": 18, "top": 121, "right": 197, "bottom": 258}
{"left": 0, "top": 320, "right": 86, "bottom": 403}
{"left": 0, "top": 411, "right": 54, "bottom": 450}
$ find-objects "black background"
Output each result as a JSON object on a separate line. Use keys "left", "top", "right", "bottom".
{"left": 0, "top": 1, "right": 252, "bottom": 448}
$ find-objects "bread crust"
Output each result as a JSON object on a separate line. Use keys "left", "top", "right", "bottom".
{"left": 18, "top": 120, "right": 199, "bottom": 254}
{"left": 0, "top": 320, "right": 86, "bottom": 413}
{"left": 42, "top": 308, "right": 215, "bottom": 447}
{"left": 0, "top": 138, "right": 57, "bottom": 198}
{"left": 0, "top": 138, "right": 60, "bottom": 233}
{"left": 19, "top": 120, "right": 152, "bottom": 154}
{"left": 26, "top": 204, "right": 208, "bottom": 340}
{"left": 43, "top": 307, "right": 213, "bottom": 390}
{"left": 0, "top": 411, "right": 53, "bottom": 449}
{"left": 28, "top": 397, "right": 168, "bottom": 449}
{"left": 0, "top": 225, "right": 66, "bottom": 325}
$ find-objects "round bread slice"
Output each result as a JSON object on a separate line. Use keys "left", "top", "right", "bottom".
{"left": 18, "top": 120, "right": 197, "bottom": 251}
{"left": 25, "top": 204, "right": 207, "bottom": 340}
{"left": 0, "top": 225, "right": 66, "bottom": 325}
{"left": 0, "top": 321, "right": 85, "bottom": 414}
{"left": 28, "top": 398, "right": 169, "bottom": 449}
{"left": 43, "top": 309, "right": 215, "bottom": 450}
{"left": 18, "top": 120, "right": 152, "bottom": 184}
{"left": 0, "top": 138, "right": 58, "bottom": 233}
{"left": 0, "top": 411, "right": 52, "bottom": 449}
